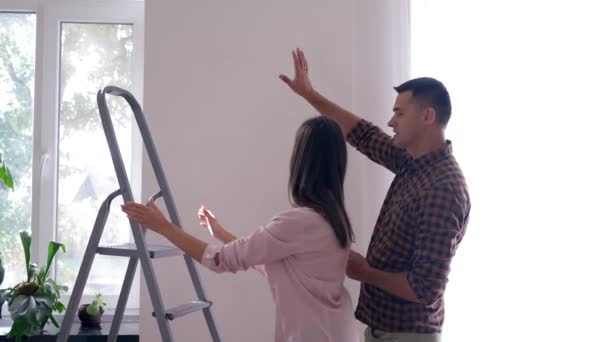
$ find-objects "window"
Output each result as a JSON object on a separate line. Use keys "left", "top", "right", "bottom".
{"left": 0, "top": 10, "right": 35, "bottom": 293}
{"left": 1, "top": 0, "right": 144, "bottom": 316}
{"left": 57, "top": 21, "right": 137, "bottom": 301}
{"left": 410, "top": 1, "right": 608, "bottom": 341}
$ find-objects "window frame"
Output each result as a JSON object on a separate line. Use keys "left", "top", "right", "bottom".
{"left": 0, "top": 0, "right": 144, "bottom": 316}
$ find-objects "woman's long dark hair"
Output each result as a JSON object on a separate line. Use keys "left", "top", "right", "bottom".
{"left": 289, "top": 116, "right": 354, "bottom": 248}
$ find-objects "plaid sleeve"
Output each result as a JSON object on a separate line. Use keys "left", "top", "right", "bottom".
{"left": 407, "top": 182, "right": 469, "bottom": 306}
{"left": 346, "top": 119, "right": 409, "bottom": 174}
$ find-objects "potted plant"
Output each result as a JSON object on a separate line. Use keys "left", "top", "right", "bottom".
{"left": 77, "top": 293, "right": 106, "bottom": 328}
{"left": 4, "top": 231, "right": 68, "bottom": 341}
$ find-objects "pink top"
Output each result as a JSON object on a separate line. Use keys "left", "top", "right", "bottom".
{"left": 201, "top": 207, "right": 358, "bottom": 342}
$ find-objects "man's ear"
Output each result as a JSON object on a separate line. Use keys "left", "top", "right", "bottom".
{"left": 423, "top": 107, "right": 436, "bottom": 125}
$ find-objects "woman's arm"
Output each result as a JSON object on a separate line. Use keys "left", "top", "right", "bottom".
{"left": 121, "top": 201, "right": 208, "bottom": 262}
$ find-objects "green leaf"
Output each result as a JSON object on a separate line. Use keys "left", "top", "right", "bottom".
{"left": 49, "top": 314, "right": 60, "bottom": 328}
{"left": 36, "top": 265, "right": 46, "bottom": 284}
{"left": 41, "top": 241, "right": 66, "bottom": 283}
{"left": 9, "top": 295, "right": 37, "bottom": 320}
{"left": 27, "top": 263, "right": 39, "bottom": 285}
{"left": 37, "top": 283, "right": 58, "bottom": 299}
{"left": 86, "top": 302, "right": 100, "bottom": 315}
{"left": 4, "top": 167, "right": 14, "bottom": 190}
{"left": 36, "top": 301, "right": 51, "bottom": 329}
{"left": 19, "top": 231, "right": 32, "bottom": 282}
{"left": 1, "top": 164, "right": 15, "bottom": 190}
{"left": 54, "top": 300, "right": 65, "bottom": 313}
{"left": 8, "top": 316, "right": 30, "bottom": 342}
{"left": 47, "top": 278, "right": 68, "bottom": 294}
{"left": 34, "top": 294, "right": 54, "bottom": 309}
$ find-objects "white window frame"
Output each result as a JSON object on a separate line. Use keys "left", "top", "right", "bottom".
{"left": 1, "top": 0, "right": 144, "bottom": 315}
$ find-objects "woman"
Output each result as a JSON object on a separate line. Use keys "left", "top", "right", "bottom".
{"left": 121, "top": 116, "right": 357, "bottom": 342}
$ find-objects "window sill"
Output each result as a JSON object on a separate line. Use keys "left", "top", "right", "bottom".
{"left": 0, "top": 314, "right": 139, "bottom": 341}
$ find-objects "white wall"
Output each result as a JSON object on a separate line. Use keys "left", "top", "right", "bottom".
{"left": 142, "top": 1, "right": 406, "bottom": 341}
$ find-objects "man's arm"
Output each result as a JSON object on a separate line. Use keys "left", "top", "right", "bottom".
{"left": 303, "top": 89, "right": 359, "bottom": 136}
{"left": 347, "top": 251, "right": 420, "bottom": 303}
{"left": 279, "top": 48, "right": 360, "bottom": 136}
{"left": 405, "top": 183, "right": 469, "bottom": 306}
{"left": 347, "top": 183, "right": 468, "bottom": 305}
{"left": 280, "top": 49, "right": 408, "bottom": 173}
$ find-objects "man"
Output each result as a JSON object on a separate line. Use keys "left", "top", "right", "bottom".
{"left": 280, "top": 48, "right": 470, "bottom": 342}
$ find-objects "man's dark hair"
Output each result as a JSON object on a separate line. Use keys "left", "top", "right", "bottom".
{"left": 289, "top": 117, "right": 354, "bottom": 248}
{"left": 394, "top": 77, "right": 452, "bottom": 127}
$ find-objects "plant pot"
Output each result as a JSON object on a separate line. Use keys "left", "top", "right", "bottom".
{"left": 77, "top": 304, "right": 103, "bottom": 329}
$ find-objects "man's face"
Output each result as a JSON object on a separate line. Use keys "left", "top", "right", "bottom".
{"left": 387, "top": 91, "right": 427, "bottom": 149}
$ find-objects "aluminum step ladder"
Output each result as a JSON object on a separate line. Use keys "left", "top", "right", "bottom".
{"left": 57, "top": 86, "right": 221, "bottom": 342}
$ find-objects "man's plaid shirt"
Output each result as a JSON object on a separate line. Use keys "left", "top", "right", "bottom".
{"left": 346, "top": 119, "right": 470, "bottom": 333}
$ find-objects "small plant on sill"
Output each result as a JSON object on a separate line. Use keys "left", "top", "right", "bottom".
{"left": 78, "top": 293, "right": 107, "bottom": 328}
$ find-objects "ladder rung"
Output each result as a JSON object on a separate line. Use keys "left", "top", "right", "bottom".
{"left": 97, "top": 243, "right": 183, "bottom": 259}
{"left": 152, "top": 300, "right": 212, "bottom": 321}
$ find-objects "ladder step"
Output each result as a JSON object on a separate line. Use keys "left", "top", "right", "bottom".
{"left": 97, "top": 243, "right": 183, "bottom": 258}
{"left": 153, "top": 300, "right": 212, "bottom": 321}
